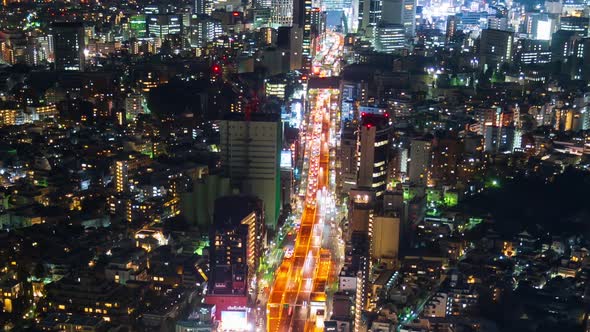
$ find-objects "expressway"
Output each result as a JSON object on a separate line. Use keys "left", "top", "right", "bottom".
{"left": 312, "top": 33, "right": 344, "bottom": 77}
{"left": 266, "top": 33, "right": 343, "bottom": 332}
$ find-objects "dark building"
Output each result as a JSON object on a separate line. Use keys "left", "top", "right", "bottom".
{"left": 479, "top": 29, "right": 513, "bottom": 71}
{"left": 358, "top": 113, "right": 391, "bottom": 197}
{"left": 445, "top": 15, "right": 458, "bottom": 43}
{"left": 552, "top": 29, "right": 581, "bottom": 63}
{"left": 208, "top": 195, "right": 265, "bottom": 296}
{"left": 52, "top": 22, "right": 85, "bottom": 71}
{"left": 559, "top": 16, "right": 589, "bottom": 35}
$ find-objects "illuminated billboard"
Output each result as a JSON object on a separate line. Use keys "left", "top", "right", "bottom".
{"left": 280, "top": 150, "right": 292, "bottom": 169}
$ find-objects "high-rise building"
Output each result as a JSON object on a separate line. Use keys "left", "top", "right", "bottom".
{"left": 374, "top": 22, "right": 405, "bottom": 53}
{"left": 408, "top": 137, "right": 432, "bottom": 186}
{"left": 551, "top": 30, "right": 581, "bottom": 63}
{"left": 188, "top": 15, "right": 223, "bottom": 48}
{"left": 206, "top": 195, "right": 264, "bottom": 320}
{"left": 301, "top": 2, "right": 314, "bottom": 69}
{"left": 358, "top": 0, "right": 382, "bottom": 35}
{"left": 277, "top": 26, "right": 303, "bottom": 69}
{"left": 445, "top": 15, "right": 458, "bottom": 44}
{"left": 339, "top": 123, "right": 358, "bottom": 193}
{"left": 522, "top": 13, "right": 555, "bottom": 41}
{"left": 147, "top": 14, "right": 182, "bottom": 40}
{"left": 114, "top": 160, "right": 129, "bottom": 193}
{"left": 381, "top": 0, "right": 415, "bottom": 37}
{"left": 208, "top": 195, "right": 264, "bottom": 296}
{"left": 479, "top": 29, "right": 513, "bottom": 71}
{"left": 124, "top": 94, "right": 145, "bottom": 121}
{"left": 52, "top": 22, "right": 85, "bottom": 71}
{"left": 358, "top": 113, "right": 391, "bottom": 197}
{"left": 219, "top": 113, "right": 282, "bottom": 228}
{"left": 271, "top": 0, "right": 293, "bottom": 27}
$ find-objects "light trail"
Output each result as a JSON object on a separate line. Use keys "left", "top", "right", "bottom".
{"left": 266, "top": 31, "right": 343, "bottom": 332}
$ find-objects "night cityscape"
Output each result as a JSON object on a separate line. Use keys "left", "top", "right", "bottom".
{"left": 0, "top": 0, "right": 588, "bottom": 330}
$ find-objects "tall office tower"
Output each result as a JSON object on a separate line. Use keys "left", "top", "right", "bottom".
{"left": 381, "top": 0, "right": 415, "bottom": 37}
{"left": 353, "top": 255, "right": 370, "bottom": 332}
{"left": 301, "top": 0, "right": 314, "bottom": 69}
{"left": 189, "top": 16, "right": 223, "bottom": 48}
{"left": 277, "top": 26, "right": 303, "bottom": 69}
{"left": 346, "top": 190, "right": 373, "bottom": 332}
{"left": 219, "top": 113, "right": 282, "bottom": 228}
{"left": 358, "top": 113, "right": 391, "bottom": 197}
{"left": 408, "top": 137, "right": 432, "bottom": 186}
{"left": 445, "top": 15, "right": 458, "bottom": 44}
{"left": 339, "top": 123, "right": 358, "bottom": 193}
{"left": 52, "top": 22, "right": 85, "bottom": 71}
{"left": 479, "top": 29, "right": 513, "bottom": 71}
{"left": 271, "top": 0, "right": 294, "bottom": 27}
{"left": 374, "top": 22, "right": 405, "bottom": 52}
{"left": 293, "top": 0, "right": 306, "bottom": 28}
{"left": 310, "top": 7, "right": 327, "bottom": 35}
{"left": 147, "top": 14, "right": 182, "bottom": 40}
{"left": 358, "top": 0, "right": 382, "bottom": 35}
{"left": 206, "top": 195, "right": 264, "bottom": 320}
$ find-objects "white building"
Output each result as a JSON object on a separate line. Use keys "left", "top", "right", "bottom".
{"left": 219, "top": 114, "right": 282, "bottom": 228}
{"left": 271, "top": 0, "right": 293, "bottom": 27}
